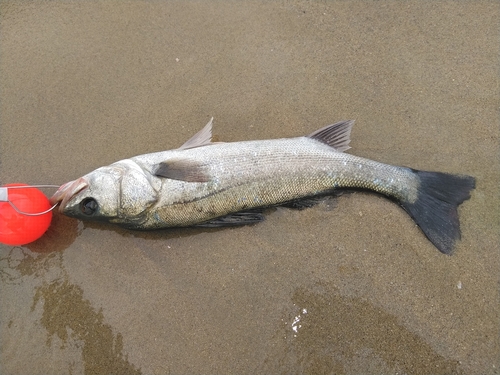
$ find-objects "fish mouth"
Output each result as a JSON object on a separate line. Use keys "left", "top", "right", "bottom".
{"left": 49, "top": 177, "right": 89, "bottom": 212}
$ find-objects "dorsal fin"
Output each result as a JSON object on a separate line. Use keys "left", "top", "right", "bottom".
{"left": 179, "top": 117, "right": 214, "bottom": 150}
{"left": 307, "top": 120, "right": 354, "bottom": 152}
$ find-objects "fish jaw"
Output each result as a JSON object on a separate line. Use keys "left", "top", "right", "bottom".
{"left": 49, "top": 177, "right": 89, "bottom": 212}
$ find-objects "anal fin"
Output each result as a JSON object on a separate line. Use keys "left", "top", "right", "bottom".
{"left": 280, "top": 196, "right": 327, "bottom": 210}
{"left": 280, "top": 191, "right": 343, "bottom": 210}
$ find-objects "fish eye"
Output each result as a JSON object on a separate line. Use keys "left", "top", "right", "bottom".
{"left": 80, "top": 197, "right": 98, "bottom": 215}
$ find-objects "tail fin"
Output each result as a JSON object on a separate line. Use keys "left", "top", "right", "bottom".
{"left": 401, "top": 170, "right": 475, "bottom": 254}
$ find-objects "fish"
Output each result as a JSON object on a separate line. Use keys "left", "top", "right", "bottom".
{"left": 50, "top": 118, "right": 475, "bottom": 254}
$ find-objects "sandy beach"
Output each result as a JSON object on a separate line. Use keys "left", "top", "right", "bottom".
{"left": 1, "top": 1, "right": 498, "bottom": 374}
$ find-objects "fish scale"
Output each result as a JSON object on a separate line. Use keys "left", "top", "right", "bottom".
{"left": 132, "top": 137, "right": 419, "bottom": 228}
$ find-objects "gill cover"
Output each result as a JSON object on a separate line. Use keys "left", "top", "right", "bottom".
{"left": 119, "top": 165, "right": 157, "bottom": 218}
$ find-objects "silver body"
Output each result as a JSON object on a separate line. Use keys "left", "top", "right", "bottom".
{"left": 131, "top": 138, "right": 418, "bottom": 228}
{"left": 51, "top": 120, "right": 419, "bottom": 229}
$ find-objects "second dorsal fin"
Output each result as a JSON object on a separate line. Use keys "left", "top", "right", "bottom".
{"left": 307, "top": 120, "right": 354, "bottom": 152}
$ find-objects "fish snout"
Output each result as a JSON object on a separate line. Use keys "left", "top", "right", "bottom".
{"left": 49, "top": 177, "right": 89, "bottom": 212}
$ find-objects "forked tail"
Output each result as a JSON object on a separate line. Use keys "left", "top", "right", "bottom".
{"left": 400, "top": 170, "right": 475, "bottom": 254}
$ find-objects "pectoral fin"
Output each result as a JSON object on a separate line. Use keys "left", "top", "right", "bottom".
{"left": 154, "top": 159, "right": 211, "bottom": 182}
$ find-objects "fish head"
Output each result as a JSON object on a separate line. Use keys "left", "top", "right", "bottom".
{"left": 50, "top": 160, "right": 158, "bottom": 225}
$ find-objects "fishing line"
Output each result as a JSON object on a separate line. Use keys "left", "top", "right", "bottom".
{"left": 0, "top": 184, "right": 60, "bottom": 216}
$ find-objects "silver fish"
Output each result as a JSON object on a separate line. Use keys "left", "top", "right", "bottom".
{"left": 50, "top": 119, "right": 475, "bottom": 254}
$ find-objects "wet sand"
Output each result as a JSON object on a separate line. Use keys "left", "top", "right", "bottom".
{"left": 1, "top": 1, "right": 499, "bottom": 374}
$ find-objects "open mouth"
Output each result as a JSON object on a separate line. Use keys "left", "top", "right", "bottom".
{"left": 49, "top": 177, "right": 89, "bottom": 212}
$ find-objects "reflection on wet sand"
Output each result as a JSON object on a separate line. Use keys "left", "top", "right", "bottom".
{"left": 33, "top": 280, "right": 141, "bottom": 375}
{"left": 1, "top": 247, "right": 140, "bottom": 374}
